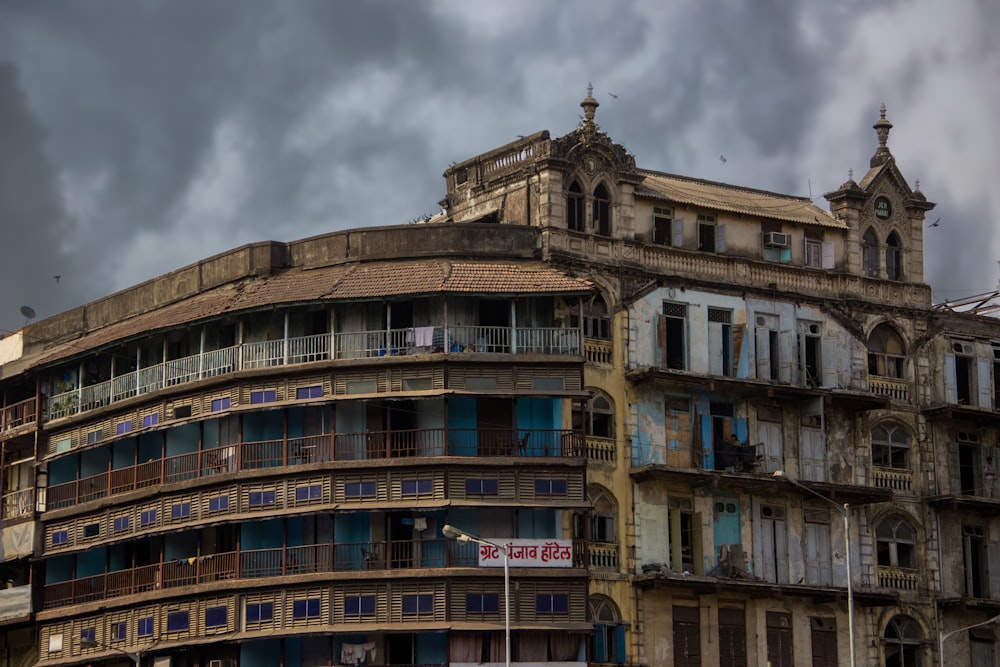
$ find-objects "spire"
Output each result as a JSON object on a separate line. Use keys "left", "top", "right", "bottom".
{"left": 870, "top": 103, "right": 894, "bottom": 168}
{"left": 579, "top": 82, "right": 600, "bottom": 131}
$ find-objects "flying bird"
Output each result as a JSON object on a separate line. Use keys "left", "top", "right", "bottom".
{"left": 608, "top": 92, "right": 618, "bottom": 99}
{"left": 719, "top": 155, "right": 727, "bottom": 165}
{"left": 54, "top": 275, "right": 61, "bottom": 284}
{"left": 926, "top": 217, "right": 941, "bottom": 228}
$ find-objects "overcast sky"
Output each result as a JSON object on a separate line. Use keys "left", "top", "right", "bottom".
{"left": 1, "top": 0, "right": 998, "bottom": 335}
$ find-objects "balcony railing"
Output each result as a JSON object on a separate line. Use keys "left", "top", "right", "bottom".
{"left": 584, "top": 339, "right": 613, "bottom": 366}
{"left": 45, "top": 428, "right": 584, "bottom": 510}
{"left": 585, "top": 436, "right": 615, "bottom": 464}
{"left": 1, "top": 487, "right": 35, "bottom": 521}
{"left": 869, "top": 376, "right": 909, "bottom": 402}
{"left": 1, "top": 397, "right": 37, "bottom": 434}
{"left": 876, "top": 566, "right": 919, "bottom": 591}
{"left": 45, "top": 326, "right": 581, "bottom": 422}
{"left": 588, "top": 542, "right": 619, "bottom": 571}
{"left": 872, "top": 466, "right": 912, "bottom": 492}
{"left": 42, "top": 538, "right": 587, "bottom": 609}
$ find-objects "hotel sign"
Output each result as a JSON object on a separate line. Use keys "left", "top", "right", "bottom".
{"left": 477, "top": 539, "right": 574, "bottom": 568}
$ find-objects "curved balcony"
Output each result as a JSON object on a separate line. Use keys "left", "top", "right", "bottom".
{"left": 46, "top": 428, "right": 585, "bottom": 510}
{"left": 42, "top": 538, "right": 588, "bottom": 610}
{"left": 44, "top": 326, "right": 582, "bottom": 422}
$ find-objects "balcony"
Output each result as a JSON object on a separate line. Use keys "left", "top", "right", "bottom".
{"left": 584, "top": 338, "right": 613, "bottom": 366}
{"left": 46, "top": 428, "right": 584, "bottom": 510}
{"left": 872, "top": 466, "right": 912, "bottom": 492}
{"left": 42, "top": 538, "right": 587, "bottom": 609}
{"left": 585, "top": 436, "right": 615, "bottom": 464}
{"left": 876, "top": 566, "right": 920, "bottom": 591}
{"left": 0, "top": 586, "right": 31, "bottom": 622}
{"left": 45, "top": 325, "right": 581, "bottom": 422}
{"left": 1, "top": 487, "right": 34, "bottom": 522}
{"left": 0, "top": 397, "right": 37, "bottom": 434}
{"left": 869, "top": 376, "right": 909, "bottom": 402}
{"left": 587, "top": 542, "right": 620, "bottom": 572}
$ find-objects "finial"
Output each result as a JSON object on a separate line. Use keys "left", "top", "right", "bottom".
{"left": 587, "top": 82, "right": 593, "bottom": 98}
{"left": 580, "top": 82, "right": 600, "bottom": 128}
{"left": 914, "top": 178, "right": 920, "bottom": 192}
{"left": 848, "top": 168, "right": 854, "bottom": 181}
{"left": 870, "top": 103, "right": 894, "bottom": 167}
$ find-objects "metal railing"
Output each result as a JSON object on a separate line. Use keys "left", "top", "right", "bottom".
{"left": 45, "top": 428, "right": 584, "bottom": 510}
{"left": 42, "top": 538, "right": 587, "bottom": 609}
{"left": 1, "top": 397, "right": 38, "bottom": 433}
{"left": 45, "top": 326, "right": 581, "bottom": 423}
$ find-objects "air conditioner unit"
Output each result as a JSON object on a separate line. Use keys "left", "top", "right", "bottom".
{"left": 764, "top": 232, "right": 789, "bottom": 247}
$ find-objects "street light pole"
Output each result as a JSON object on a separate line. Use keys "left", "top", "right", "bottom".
{"left": 773, "top": 471, "right": 855, "bottom": 667}
{"left": 443, "top": 524, "right": 511, "bottom": 667}
{"left": 80, "top": 637, "right": 141, "bottom": 666}
{"left": 938, "top": 613, "right": 1000, "bottom": 667}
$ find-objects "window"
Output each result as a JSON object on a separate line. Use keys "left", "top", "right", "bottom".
{"left": 591, "top": 596, "right": 626, "bottom": 664}
{"left": 211, "top": 396, "right": 231, "bottom": 412}
{"left": 166, "top": 611, "right": 189, "bottom": 632}
{"left": 573, "top": 294, "right": 611, "bottom": 340}
{"left": 673, "top": 606, "right": 701, "bottom": 667}
{"left": 593, "top": 183, "right": 611, "bottom": 236}
{"left": 248, "top": 490, "right": 276, "bottom": 506}
{"left": 708, "top": 308, "right": 734, "bottom": 377}
{"left": 799, "top": 321, "right": 823, "bottom": 387}
{"left": 862, "top": 229, "right": 879, "bottom": 277}
{"left": 535, "top": 593, "right": 569, "bottom": 613}
{"left": 116, "top": 421, "right": 132, "bottom": 435}
{"left": 697, "top": 213, "right": 724, "bottom": 253}
{"left": 719, "top": 608, "right": 748, "bottom": 667}
{"left": 51, "top": 530, "right": 68, "bottom": 546}
{"left": 534, "top": 478, "right": 567, "bottom": 496}
{"left": 113, "top": 516, "right": 130, "bottom": 532}
{"left": 140, "top": 509, "right": 157, "bottom": 526}
{"left": 109, "top": 621, "right": 126, "bottom": 641}
{"left": 402, "top": 593, "right": 434, "bottom": 614}
{"left": 87, "top": 429, "right": 103, "bottom": 445}
{"left": 668, "top": 497, "right": 699, "bottom": 573}
{"left": 246, "top": 602, "right": 274, "bottom": 623}
{"left": 295, "top": 485, "right": 323, "bottom": 501}
{"left": 465, "top": 478, "right": 498, "bottom": 496}
{"left": 209, "top": 495, "right": 229, "bottom": 512}
{"left": 759, "top": 505, "right": 788, "bottom": 584}
{"left": 766, "top": 611, "right": 793, "bottom": 667}
{"left": 876, "top": 515, "right": 916, "bottom": 568}
{"left": 883, "top": 615, "right": 922, "bottom": 667}
{"left": 803, "top": 507, "right": 833, "bottom": 586}
{"left": 173, "top": 405, "right": 192, "bottom": 419}
{"left": 142, "top": 413, "right": 159, "bottom": 428}
{"left": 205, "top": 606, "right": 227, "bottom": 628}
{"left": 170, "top": 502, "right": 191, "bottom": 519}
{"left": 83, "top": 523, "right": 100, "bottom": 538}
{"left": 663, "top": 397, "right": 693, "bottom": 467}
{"left": 653, "top": 206, "right": 679, "bottom": 246}
{"left": 54, "top": 437, "right": 72, "bottom": 453}
{"left": 962, "top": 524, "right": 989, "bottom": 598}
{"left": 294, "top": 598, "right": 323, "bottom": 618}
{"left": 659, "top": 302, "right": 688, "bottom": 370}
{"left": 885, "top": 232, "right": 902, "bottom": 280}
{"left": 344, "top": 481, "right": 377, "bottom": 498}
{"left": 81, "top": 627, "right": 96, "bottom": 643}
{"left": 295, "top": 385, "right": 323, "bottom": 399}
{"left": 872, "top": 422, "right": 910, "bottom": 469}
{"left": 588, "top": 485, "right": 617, "bottom": 543}
{"left": 341, "top": 596, "right": 373, "bottom": 617}
{"left": 566, "top": 181, "right": 584, "bottom": 232}
{"left": 805, "top": 238, "right": 822, "bottom": 268}
{"left": 401, "top": 479, "right": 433, "bottom": 496}
{"left": 137, "top": 616, "right": 154, "bottom": 637}
{"left": 466, "top": 593, "right": 499, "bottom": 613}
{"left": 867, "top": 324, "right": 905, "bottom": 378}
{"left": 250, "top": 389, "right": 277, "bottom": 404}
{"left": 810, "top": 617, "right": 838, "bottom": 667}
{"left": 946, "top": 341, "right": 989, "bottom": 406}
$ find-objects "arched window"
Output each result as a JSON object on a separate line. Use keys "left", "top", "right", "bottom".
{"left": 867, "top": 324, "right": 906, "bottom": 379}
{"left": 883, "top": 615, "right": 922, "bottom": 667}
{"left": 566, "top": 181, "right": 585, "bottom": 232}
{"left": 886, "top": 232, "right": 902, "bottom": 281}
{"left": 575, "top": 293, "right": 611, "bottom": 340}
{"left": 587, "top": 484, "right": 617, "bottom": 543}
{"left": 876, "top": 516, "right": 916, "bottom": 568}
{"left": 872, "top": 422, "right": 910, "bottom": 470}
{"left": 593, "top": 183, "right": 612, "bottom": 237}
{"left": 862, "top": 229, "right": 879, "bottom": 277}
{"left": 574, "top": 390, "right": 615, "bottom": 439}
{"left": 590, "top": 595, "right": 626, "bottom": 664}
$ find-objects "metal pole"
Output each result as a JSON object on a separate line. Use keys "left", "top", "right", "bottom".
{"left": 939, "top": 612, "right": 1000, "bottom": 667}
{"left": 503, "top": 543, "right": 511, "bottom": 667}
{"left": 844, "top": 503, "right": 855, "bottom": 667}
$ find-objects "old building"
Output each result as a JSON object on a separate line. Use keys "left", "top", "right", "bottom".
{"left": 0, "top": 89, "right": 998, "bottom": 666}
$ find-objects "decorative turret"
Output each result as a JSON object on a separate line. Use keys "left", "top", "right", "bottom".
{"left": 870, "top": 103, "right": 894, "bottom": 168}
{"left": 580, "top": 83, "right": 600, "bottom": 128}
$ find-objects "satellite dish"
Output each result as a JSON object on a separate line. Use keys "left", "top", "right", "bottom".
{"left": 20, "top": 306, "right": 36, "bottom": 324}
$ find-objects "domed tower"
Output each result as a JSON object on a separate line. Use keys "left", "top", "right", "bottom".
{"left": 825, "top": 104, "right": 936, "bottom": 284}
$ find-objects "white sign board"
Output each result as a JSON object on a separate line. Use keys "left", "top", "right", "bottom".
{"left": 477, "top": 538, "right": 574, "bottom": 568}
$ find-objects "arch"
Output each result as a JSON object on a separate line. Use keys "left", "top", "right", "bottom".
{"left": 883, "top": 614, "right": 923, "bottom": 667}
{"left": 871, "top": 420, "right": 911, "bottom": 470}
{"left": 566, "top": 180, "right": 585, "bottom": 232}
{"left": 875, "top": 514, "right": 917, "bottom": 569}
{"left": 867, "top": 323, "right": 906, "bottom": 379}
{"left": 862, "top": 228, "right": 880, "bottom": 277}
{"left": 589, "top": 595, "right": 626, "bottom": 663}
{"left": 885, "top": 232, "right": 902, "bottom": 280}
{"left": 587, "top": 483, "right": 618, "bottom": 543}
{"left": 592, "top": 182, "right": 612, "bottom": 237}
{"left": 574, "top": 389, "right": 615, "bottom": 439}
{"left": 580, "top": 292, "right": 611, "bottom": 340}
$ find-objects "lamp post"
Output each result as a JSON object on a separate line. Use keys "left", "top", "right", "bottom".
{"left": 773, "top": 470, "right": 855, "bottom": 667}
{"left": 442, "top": 524, "right": 511, "bottom": 667}
{"left": 80, "top": 637, "right": 141, "bottom": 666}
{"left": 938, "top": 613, "right": 1000, "bottom": 667}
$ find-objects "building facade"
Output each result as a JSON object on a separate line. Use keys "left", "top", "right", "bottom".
{"left": 0, "top": 91, "right": 998, "bottom": 666}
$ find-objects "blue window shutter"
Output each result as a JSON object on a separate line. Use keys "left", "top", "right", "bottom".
{"left": 614, "top": 624, "right": 627, "bottom": 663}
{"left": 700, "top": 413, "right": 714, "bottom": 469}
{"left": 733, "top": 417, "right": 748, "bottom": 442}
{"left": 593, "top": 624, "right": 607, "bottom": 662}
